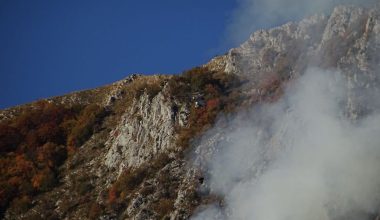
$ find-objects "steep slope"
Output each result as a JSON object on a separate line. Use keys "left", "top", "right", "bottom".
{"left": 0, "top": 68, "right": 240, "bottom": 219}
{"left": 1, "top": 4, "right": 380, "bottom": 220}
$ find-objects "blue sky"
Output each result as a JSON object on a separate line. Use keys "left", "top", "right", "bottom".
{"left": 0, "top": 0, "right": 237, "bottom": 109}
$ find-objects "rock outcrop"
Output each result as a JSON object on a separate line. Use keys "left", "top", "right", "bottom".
{"left": 105, "top": 87, "right": 180, "bottom": 171}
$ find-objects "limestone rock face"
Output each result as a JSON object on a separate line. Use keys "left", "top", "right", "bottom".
{"left": 214, "top": 5, "right": 380, "bottom": 117}
{"left": 103, "top": 76, "right": 193, "bottom": 174}
{"left": 104, "top": 90, "right": 177, "bottom": 170}
{"left": 222, "top": 5, "right": 378, "bottom": 76}
{"left": 223, "top": 14, "right": 328, "bottom": 79}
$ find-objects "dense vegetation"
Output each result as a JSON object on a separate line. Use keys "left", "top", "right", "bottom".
{"left": 0, "top": 101, "right": 107, "bottom": 217}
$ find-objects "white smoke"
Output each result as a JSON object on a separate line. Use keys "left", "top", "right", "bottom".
{"left": 191, "top": 68, "right": 380, "bottom": 220}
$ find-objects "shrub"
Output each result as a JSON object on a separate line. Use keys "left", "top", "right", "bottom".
{"left": 67, "top": 104, "right": 107, "bottom": 148}
{"left": 140, "top": 185, "right": 155, "bottom": 197}
{"left": 36, "top": 121, "right": 62, "bottom": 144}
{"left": 0, "top": 124, "right": 22, "bottom": 153}
{"left": 88, "top": 202, "right": 103, "bottom": 219}
{"left": 107, "top": 153, "right": 174, "bottom": 209}
{"left": 107, "top": 168, "right": 147, "bottom": 208}
{"left": 72, "top": 174, "right": 94, "bottom": 195}
{"left": 127, "top": 76, "right": 164, "bottom": 99}
{"left": 204, "top": 84, "right": 220, "bottom": 100}
{"left": 31, "top": 168, "right": 56, "bottom": 191}
{"left": 112, "top": 76, "right": 166, "bottom": 118}
{"left": 9, "top": 154, "right": 35, "bottom": 178}
{"left": 274, "top": 54, "right": 292, "bottom": 79}
{"left": 152, "top": 198, "right": 174, "bottom": 218}
{"left": 150, "top": 153, "right": 172, "bottom": 170}
{"left": 118, "top": 168, "right": 147, "bottom": 193}
{"left": 9, "top": 195, "right": 32, "bottom": 214}
{"left": 0, "top": 182, "right": 16, "bottom": 215}
{"left": 183, "top": 67, "right": 220, "bottom": 93}
{"left": 36, "top": 142, "right": 66, "bottom": 168}
{"left": 75, "top": 181, "right": 93, "bottom": 196}
{"left": 108, "top": 186, "right": 118, "bottom": 204}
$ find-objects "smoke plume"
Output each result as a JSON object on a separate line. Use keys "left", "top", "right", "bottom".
{"left": 191, "top": 68, "right": 380, "bottom": 220}
{"left": 190, "top": 0, "right": 380, "bottom": 218}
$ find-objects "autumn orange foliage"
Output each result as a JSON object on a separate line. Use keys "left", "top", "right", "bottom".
{"left": 0, "top": 101, "right": 107, "bottom": 216}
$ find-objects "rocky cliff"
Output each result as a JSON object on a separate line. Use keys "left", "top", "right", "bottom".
{"left": 1, "top": 4, "right": 380, "bottom": 220}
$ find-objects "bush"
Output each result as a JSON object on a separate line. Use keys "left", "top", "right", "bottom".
{"left": 67, "top": 104, "right": 107, "bottom": 148}
{"left": 88, "top": 202, "right": 103, "bottom": 219}
{"left": 75, "top": 181, "right": 93, "bottom": 196}
{"left": 107, "top": 153, "right": 174, "bottom": 210}
{"left": 152, "top": 198, "right": 174, "bottom": 218}
{"left": 127, "top": 76, "right": 164, "bottom": 99}
{"left": 107, "top": 168, "right": 146, "bottom": 207}
{"left": 0, "top": 101, "right": 109, "bottom": 215}
{"left": 0, "top": 124, "right": 22, "bottom": 153}
{"left": 115, "top": 168, "right": 147, "bottom": 194}
{"left": 183, "top": 67, "right": 220, "bottom": 93}
{"left": 9, "top": 195, "right": 32, "bottom": 214}
{"left": 112, "top": 76, "right": 166, "bottom": 117}
{"left": 36, "top": 142, "right": 66, "bottom": 168}
{"left": 31, "top": 168, "right": 56, "bottom": 191}
{"left": 0, "top": 182, "right": 16, "bottom": 215}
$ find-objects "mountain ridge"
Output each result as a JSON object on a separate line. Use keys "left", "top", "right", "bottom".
{"left": 1, "top": 4, "right": 380, "bottom": 219}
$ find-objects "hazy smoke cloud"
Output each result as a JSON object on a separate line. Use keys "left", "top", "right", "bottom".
{"left": 191, "top": 68, "right": 380, "bottom": 220}
{"left": 225, "top": 0, "right": 377, "bottom": 45}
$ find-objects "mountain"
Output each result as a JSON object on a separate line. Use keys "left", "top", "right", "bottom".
{"left": 1, "top": 4, "right": 380, "bottom": 220}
